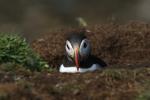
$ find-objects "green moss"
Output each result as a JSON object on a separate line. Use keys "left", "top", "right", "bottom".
{"left": 0, "top": 33, "right": 49, "bottom": 71}
{"left": 137, "top": 90, "right": 150, "bottom": 100}
{"left": 0, "top": 92, "right": 9, "bottom": 100}
{"left": 136, "top": 78, "right": 150, "bottom": 100}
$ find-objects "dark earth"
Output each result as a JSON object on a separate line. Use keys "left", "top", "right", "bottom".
{"left": 0, "top": 21, "right": 150, "bottom": 100}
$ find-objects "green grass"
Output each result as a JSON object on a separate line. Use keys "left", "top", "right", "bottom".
{"left": 0, "top": 33, "right": 49, "bottom": 71}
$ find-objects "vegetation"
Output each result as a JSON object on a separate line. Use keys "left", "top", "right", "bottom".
{"left": 0, "top": 33, "right": 48, "bottom": 71}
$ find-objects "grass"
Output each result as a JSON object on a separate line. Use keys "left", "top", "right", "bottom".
{"left": 0, "top": 33, "right": 49, "bottom": 71}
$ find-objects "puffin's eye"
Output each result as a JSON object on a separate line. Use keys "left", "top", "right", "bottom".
{"left": 80, "top": 39, "right": 91, "bottom": 56}
{"left": 67, "top": 44, "right": 70, "bottom": 50}
{"left": 66, "top": 40, "right": 74, "bottom": 57}
{"left": 83, "top": 42, "right": 87, "bottom": 48}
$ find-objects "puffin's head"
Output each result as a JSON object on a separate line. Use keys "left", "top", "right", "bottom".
{"left": 65, "top": 32, "right": 91, "bottom": 71}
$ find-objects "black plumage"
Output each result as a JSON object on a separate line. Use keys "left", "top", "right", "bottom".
{"left": 62, "top": 55, "right": 107, "bottom": 68}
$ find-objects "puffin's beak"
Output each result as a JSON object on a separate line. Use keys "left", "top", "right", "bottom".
{"left": 75, "top": 48, "right": 80, "bottom": 71}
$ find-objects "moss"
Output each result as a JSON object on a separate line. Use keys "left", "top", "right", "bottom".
{"left": 137, "top": 90, "right": 150, "bottom": 100}
{"left": 0, "top": 92, "right": 9, "bottom": 100}
{"left": 136, "top": 77, "right": 150, "bottom": 100}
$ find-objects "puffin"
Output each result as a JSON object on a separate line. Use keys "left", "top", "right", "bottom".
{"left": 59, "top": 31, "right": 107, "bottom": 73}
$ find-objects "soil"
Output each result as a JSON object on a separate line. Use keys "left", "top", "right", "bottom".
{"left": 0, "top": 21, "right": 150, "bottom": 100}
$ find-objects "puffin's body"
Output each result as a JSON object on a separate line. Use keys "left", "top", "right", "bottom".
{"left": 59, "top": 31, "right": 106, "bottom": 73}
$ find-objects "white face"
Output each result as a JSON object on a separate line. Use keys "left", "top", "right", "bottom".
{"left": 65, "top": 40, "right": 74, "bottom": 58}
{"left": 65, "top": 39, "right": 91, "bottom": 59}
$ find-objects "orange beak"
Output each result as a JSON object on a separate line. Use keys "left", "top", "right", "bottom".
{"left": 75, "top": 48, "right": 80, "bottom": 71}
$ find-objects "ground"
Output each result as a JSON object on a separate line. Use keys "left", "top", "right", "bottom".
{"left": 0, "top": 21, "right": 150, "bottom": 100}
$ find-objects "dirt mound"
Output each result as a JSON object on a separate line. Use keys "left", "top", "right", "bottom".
{"left": 0, "top": 22, "right": 149, "bottom": 100}
{"left": 0, "top": 64, "right": 149, "bottom": 100}
{"left": 32, "top": 21, "right": 150, "bottom": 68}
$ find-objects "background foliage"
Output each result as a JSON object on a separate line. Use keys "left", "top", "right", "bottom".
{"left": 0, "top": 33, "right": 48, "bottom": 71}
